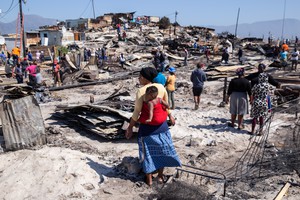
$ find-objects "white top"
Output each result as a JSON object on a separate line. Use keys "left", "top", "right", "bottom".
{"left": 291, "top": 50, "right": 299, "bottom": 61}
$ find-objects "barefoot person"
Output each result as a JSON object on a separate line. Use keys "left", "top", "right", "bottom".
{"left": 125, "top": 67, "right": 181, "bottom": 186}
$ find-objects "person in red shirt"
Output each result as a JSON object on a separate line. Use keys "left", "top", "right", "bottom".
{"left": 25, "top": 60, "right": 37, "bottom": 86}
{"left": 53, "top": 60, "right": 61, "bottom": 86}
{"left": 138, "top": 85, "right": 169, "bottom": 125}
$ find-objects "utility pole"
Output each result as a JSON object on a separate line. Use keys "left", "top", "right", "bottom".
{"left": 174, "top": 11, "right": 178, "bottom": 35}
{"left": 232, "top": 7, "right": 240, "bottom": 56}
{"left": 19, "top": 0, "right": 26, "bottom": 58}
{"left": 92, "top": 0, "right": 95, "bottom": 19}
{"left": 281, "top": 0, "right": 286, "bottom": 41}
{"left": 234, "top": 8, "right": 240, "bottom": 38}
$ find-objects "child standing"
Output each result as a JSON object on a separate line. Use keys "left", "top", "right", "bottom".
{"left": 166, "top": 67, "right": 176, "bottom": 109}
{"left": 138, "top": 86, "right": 169, "bottom": 125}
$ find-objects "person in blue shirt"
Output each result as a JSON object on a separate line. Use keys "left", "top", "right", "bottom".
{"left": 27, "top": 51, "right": 33, "bottom": 61}
{"left": 190, "top": 63, "right": 207, "bottom": 110}
{"left": 152, "top": 72, "right": 166, "bottom": 86}
{"left": 0, "top": 51, "right": 6, "bottom": 64}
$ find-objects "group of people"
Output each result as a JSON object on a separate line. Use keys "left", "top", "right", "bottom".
{"left": 276, "top": 42, "right": 299, "bottom": 71}
{"left": 226, "top": 63, "right": 280, "bottom": 135}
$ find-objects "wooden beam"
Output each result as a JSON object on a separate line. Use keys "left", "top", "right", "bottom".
{"left": 274, "top": 182, "right": 291, "bottom": 200}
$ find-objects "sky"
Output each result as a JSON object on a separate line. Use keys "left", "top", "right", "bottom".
{"left": 0, "top": 0, "right": 300, "bottom": 26}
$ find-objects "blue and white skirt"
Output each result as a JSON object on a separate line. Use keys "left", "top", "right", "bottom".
{"left": 138, "top": 130, "right": 181, "bottom": 174}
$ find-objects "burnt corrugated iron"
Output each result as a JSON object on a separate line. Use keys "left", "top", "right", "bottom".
{"left": 53, "top": 104, "right": 132, "bottom": 139}
{"left": 0, "top": 95, "right": 46, "bottom": 151}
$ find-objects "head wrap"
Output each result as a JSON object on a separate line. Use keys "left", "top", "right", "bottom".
{"left": 258, "top": 63, "right": 266, "bottom": 72}
{"left": 140, "top": 67, "right": 158, "bottom": 82}
{"left": 236, "top": 68, "right": 244, "bottom": 76}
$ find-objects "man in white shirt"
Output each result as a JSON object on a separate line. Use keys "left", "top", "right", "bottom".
{"left": 290, "top": 48, "right": 299, "bottom": 71}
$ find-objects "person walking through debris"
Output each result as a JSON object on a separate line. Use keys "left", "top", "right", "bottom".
{"left": 15, "top": 63, "right": 23, "bottom": 84}
{"left": 35, "top": 51, "right": 41, "bottom": 63}
{"left": 279, "top": 49, "right": 288, "bottom": 70}
{"left": 119, "top": 53, "right": 126, "bottom": 68}
{"left": 221, "top": 47, "right": 229, "bottom": 64}
{"left": 20, "top": 57, "right": 29, "bottom": 78}
{"left": 153, "top": 71, "right": 166, "bottom": 86}
{"left": 84, "top": 48, "right": 88, "bottom": 61}
{"left": 159, "top": 50, "right": 167, "bottom": 72}
{"left": 237, "top": 48, "right": 243, "bottom": 64}
{"left": 27, "top": 51, "right": 33, "bottom": 61}
{"left": 139, "top": 85, "right": 169, "bottom": 124}
{"left": 205, "top": 47, "right": 210, "bottom": 63}
{"left": 249, "top": 73, "right": 270, "bottom": 136}
{"left": 40, "top": 51, "right": 45, "bottom": 62}
{"left": 122, "top": 31, "right": 127, "bottom": 42}
{"left": 166, "top": 67, "right": 176, "bottom": 110}
{"left": 245, "top": 63, "right": 280, "bottom": 112}
{"left": 11, "top": 46, "right": 21, "bottom": 65}
{"left": 282, "top": 42, "right": 289, "bottom": 52}
{"left": 190, "top": 63, "right": 207, "bottom": 110}
{"left": 290, "top": 48, "right": 299, "bottom": 71}
{"left": 26, "top": 60, "right": 38, "bottom": 87}
{"left": 183, "top": 47, "right": 188, "bottom": 66}
{"left": 53, "top": 60, "right": 61, "bottom": 87}
{"left": 0, "top": 51, "right": 6, "bottom": 65}
{"left": 125, "top": 67, "right": 180, "bottom": 187}
{"left": 226, "top": 68, "right": 251, "bottom": 130}
{"left": 153, "top": 49, "right": 161, "bottom": 71}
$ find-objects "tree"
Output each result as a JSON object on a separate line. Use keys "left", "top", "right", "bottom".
{"left": 158, "top": 17, "right": 171, "bottom": 29}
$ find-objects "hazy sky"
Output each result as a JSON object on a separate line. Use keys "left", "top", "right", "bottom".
{"left": 0, "top": 0, "right": 299, "bottom": 26}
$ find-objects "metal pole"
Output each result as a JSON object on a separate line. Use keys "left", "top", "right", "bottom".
{"left": 19, "top": 0, "right": 26, "bottom": 58}
{"left": 174, "top": 11, "right": 178, "bottom": 35}
{"left": 281, "top": 0, "right": 286, "bottom": 41}
{"left": 92, "top": 0, "right": 95, "bottom": 19}
{"left": 234, "top": 8, "right": 240, "bottom": 38}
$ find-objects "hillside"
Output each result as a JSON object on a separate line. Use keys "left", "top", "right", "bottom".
{"left": 1, "top": 14, "right": 300, "bottom": 40}
{"left": 208, "top": 18, "right": 300, "bottom": 39}
{"left": 0, "top": 14, "right": 57, "bottom": 34}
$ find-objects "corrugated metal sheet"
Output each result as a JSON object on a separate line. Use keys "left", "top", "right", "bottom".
{"left": 0, "top": 95, "right": 46, "bottom": 151}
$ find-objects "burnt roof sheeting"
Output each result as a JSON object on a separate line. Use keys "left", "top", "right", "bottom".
{"left": 0, "top": 95, "right": 46, "bottom": 151}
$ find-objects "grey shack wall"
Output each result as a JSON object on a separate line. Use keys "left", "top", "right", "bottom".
{"left": 0, "top": 95, "right": 46, "bottom": 151}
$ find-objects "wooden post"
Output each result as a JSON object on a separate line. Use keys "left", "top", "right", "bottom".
{"left": 223, "top": 77, "right": 228, "bottom": 103}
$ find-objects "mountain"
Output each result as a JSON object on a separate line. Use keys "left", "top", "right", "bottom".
{"left": 0, "top": 14, "right": 57, "bottom": 34}
{"left": 207, "top": 18, "right": 300, "bottom": 39}
{"left": 1, "top": 14, "right": 300, "bottom": 40}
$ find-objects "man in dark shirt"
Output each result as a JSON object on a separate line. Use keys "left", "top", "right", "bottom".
{"left": 191, "top": 63, "right": 207, "bottom": 110}
{"left": 245, "top": 63, "right": 280, "bottom": 88}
